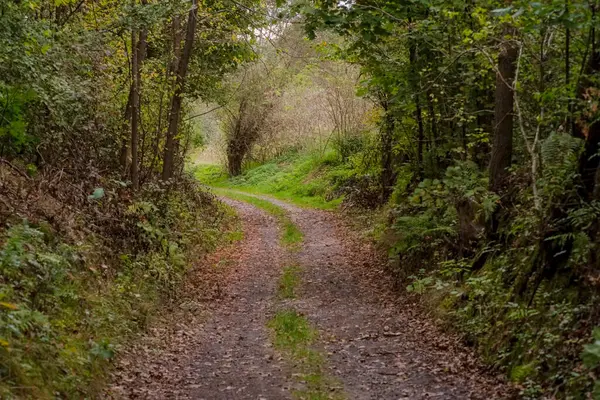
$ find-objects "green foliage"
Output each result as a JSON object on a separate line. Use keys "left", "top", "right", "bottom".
{"left": 0, "top": 224, "right": 83, "bottom": 398}
{"left": 0, "top": 85, "right": 35, "bottom": 154}
{"left": 384, "top": 143, "right": 597, "bottom": 397}
{"left": 387, "top": 161, "right": 497, "bottom": 280}
{"left": 539, "top": 133, "right": 584, "bottom": 204}
{"left": 582, "top": 329, "right": 600, "bottom": 399}
{"left": 195, "top": 152, "right": 341, "bottom": 209}
{"left": 0, "top": 183, "right": 226, "bottom": 398}
{"left": 195, "top": 144, "right": 384, "bottom": 210}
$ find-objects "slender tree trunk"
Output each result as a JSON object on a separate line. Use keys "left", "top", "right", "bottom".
{"left": 415, "top": 95, "right": 425, "bottom": 177}
{"left": 409, "top": 45, "right": 424, "bottom": 178}
{"left": 380, "top": 107, "right": 396, "bottom": 201}
{"left": 565, "top": 0, "right": 570, "bottom": 87}
{"left": 135, "top": 25, "right": 148, "bottom": 182}
{"left": 573, "top": 25, "right": 600, "bottom": 199}
{"left": 120, "top": 90, "right": 133, "bottom": 175}
{"left": 121, "top": 4, "right": 147, "bottom": 182}
{"left": 489, "top": 31, "right": 518, "bottom": 193}
{"left": 131, "top": 26, "right": 140, "bottom": 190}
{"left": 162, "top": 0, "right": 198, "bottom": 181}
{"left": 169, "top": 15, "right": 183, "bottom": 77}
{"left": 461, "top": 123, "right": 467, "bottom": 160}
{"left": 144, "top": 17, "right": 180, "bottom": 183}
{"left": 566, "top": 0, "right": 574, "bottom": 135}
{"left": 427, "top": 91, "right": 438, "bottom": 173}
{"left": 408, "top": 19, "right": 425, "bottom": 179}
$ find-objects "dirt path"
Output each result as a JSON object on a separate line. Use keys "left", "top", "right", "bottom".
{"left": 108, "top": 195, "right": 510, "bottom": 399}
{"left": 109, "top": 199, "right": 294, "bottom": 399}
{"left": 265, "top": 198, "right": 509, "bottom": 399}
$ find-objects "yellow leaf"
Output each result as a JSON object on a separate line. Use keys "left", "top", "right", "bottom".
{"left": 0, "top": 339, "right": 9, "bottom": 347}
{"left": 0, "top": 302, "right": 18, "bottom": 310}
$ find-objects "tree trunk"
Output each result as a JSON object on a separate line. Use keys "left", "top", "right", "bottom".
{"left": 408, "top": 23, "right": 425, "bottom": 179}
{"left": 461, "top": 123, "right": 468, "bottom": 160}
{"left": 380, "top": 110, "right": 396, "bottom": 201}
{"left": 120, "top": 89, "right": 133, "bottom": 176}
{"left": 227, "top": 149, "right": 243, "bottom": 176}
{"left": 131, "top": 26, "right": 140, "bottom": 190}
{"left": 488, "top": 32, "right": 518, "bottom": 193}
{"left": 135, "top": 25, "right": 148, "bottom": 181}
{"left": 565, "top": 0, "right": 574, "bottom": 135}
{"left": 162, "top": 0, "right": 198, "bottom": 181}
{"left": 427, "top": 91, "right": 438, "bottom": 174}
{"left": 573, "top": 27, "right": 600, "bottom": 199}
{"left": 415, "top": 96, "right": 425, "bottom": 177}
{"left": 226, "top": 101, "right": 250, "bottom": 176}
{"left": 121, "top": 5, "right": 147, "bottom": 183}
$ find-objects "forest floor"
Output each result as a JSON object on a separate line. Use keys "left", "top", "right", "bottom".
{"left": 107, "top": 193, "right": 513, "bottom": 399}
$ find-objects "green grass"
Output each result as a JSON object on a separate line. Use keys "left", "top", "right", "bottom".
{"left": 279, "top": 265, "right": 302, "bottom": 299}
{"left": 269, "top": 309, "right": 317, "bottom": 349}
{"left": 212, "top": 188, "right": 304, "bottom": 249}
{"left": 268, "top": 309, "right": 344, "bottom": 400}
{"left": 212, "top": 187, "right": 286, "bottom": 216}
{"left": 221, "top": 203, "right": 244, "bottom": 243}
{"left": 283, "top": 220, "right": 303, "bottom": 248}
{"left": 193, "top": 150, "right": 347, "bottom": 210}
{"left": 225, "top": 229, "right": 244, "bottom": 242}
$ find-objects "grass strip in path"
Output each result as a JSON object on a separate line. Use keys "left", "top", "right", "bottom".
{"left": 216, "top": 188, "right": 342, "bottom": 398}
{"left": 212, "top": 188, "right": 303, "bottom": 249}
{"left": 268, "top": 309, "right": 344, "bottom": 400}
{"left": 279, "top": 265, "right": 302, "bottom": 299}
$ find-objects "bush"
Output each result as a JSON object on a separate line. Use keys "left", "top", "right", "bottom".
{"left": 385, "top": 152, "right": 600, "bottom": 397}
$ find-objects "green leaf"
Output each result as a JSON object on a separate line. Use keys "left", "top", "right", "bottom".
{"left": 88, "top": 188, "right": 105, "bottom": 200}
{"left": 491, "top": 7, "right": 513, "bottom": 17}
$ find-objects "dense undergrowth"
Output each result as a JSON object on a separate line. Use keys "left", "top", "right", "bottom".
{"left": 0, "top": 0, "right": 259, "bottom": 396}
{"left": 199, "top": 141, "right": 600, "bottom": 398}
{"left": 0, "top": 171, "right": 229, "bottom": 398}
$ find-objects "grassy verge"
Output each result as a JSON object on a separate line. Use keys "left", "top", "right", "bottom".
{"left": 268, "top": 309, "right": 344, "bottom": 400}
{"left": 193, "top": 151, "right": 348, "bottom": 210}
{"left": 212, "top": 188, "right": 303, "bottom": 249}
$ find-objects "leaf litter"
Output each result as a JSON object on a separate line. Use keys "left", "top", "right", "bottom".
{"left": 108, "top": 195, "right": 514, "bottom": 399}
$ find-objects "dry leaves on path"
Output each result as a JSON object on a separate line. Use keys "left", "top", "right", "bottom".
{"left": 108, "top": 194, "right": 514, "bottom": 400}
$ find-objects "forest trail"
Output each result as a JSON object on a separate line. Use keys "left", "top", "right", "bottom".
{"left": 108, "top": 194, "right": 510, "bottom": 399}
